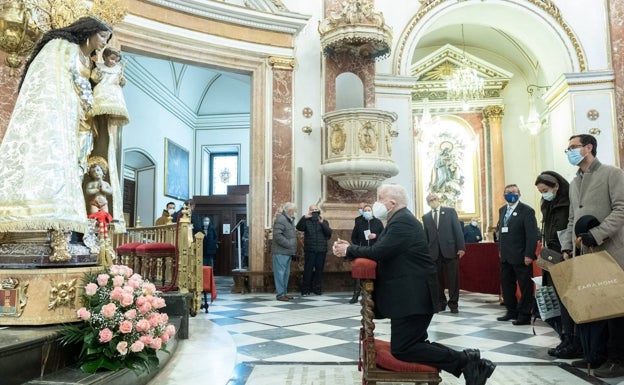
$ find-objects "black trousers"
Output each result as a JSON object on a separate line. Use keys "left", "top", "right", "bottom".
{"left": 391, "top": 314, "right": 467, "bottom": 377}
{"left": 302, "top": 251, "right": 326, "bottom": 293}
{"left": 436, "top": 257, "right": 459, "bottom": 308}
{"left": 500, "top": 260, "right": 534, "bottom": 317}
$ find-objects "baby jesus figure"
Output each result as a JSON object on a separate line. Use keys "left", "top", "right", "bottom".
{"left": 84, "top": 156, "right": 113, "bottom": 214}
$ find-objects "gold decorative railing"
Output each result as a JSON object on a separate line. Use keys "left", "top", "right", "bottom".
{"left": 110, "top": 210, "right": 203, "bottom": 315}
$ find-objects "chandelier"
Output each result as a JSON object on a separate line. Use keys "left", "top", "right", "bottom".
{"left": 520, "top": 84, "right": 549, "bottom": 135}
{"left": 0, "top": 0, "right": 127, "bottom": 75}
{"left": 447, "top": 25, "right": 484, "bottom": 106}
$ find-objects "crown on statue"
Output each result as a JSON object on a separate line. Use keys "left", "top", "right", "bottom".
{"left": 89, "top": 0, "right": 128, "bottom": 27}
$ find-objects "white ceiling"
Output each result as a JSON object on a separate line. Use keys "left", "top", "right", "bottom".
{"left": 124, "top": 51, "right": 252, "bottom": 117}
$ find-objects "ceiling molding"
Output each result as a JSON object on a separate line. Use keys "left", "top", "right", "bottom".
{"left": 140, "top": 0, "right": 309, "bottom": 35}
{"left": 124, "top": 56, "right": 197, "bottom": 127}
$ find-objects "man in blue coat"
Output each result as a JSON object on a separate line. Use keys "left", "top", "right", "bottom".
{"left": 496, "top": 184, "right": 538, "bottom": 326}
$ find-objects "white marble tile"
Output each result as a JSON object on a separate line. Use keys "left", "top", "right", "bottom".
{"left": 436, "top": 335, "right": 512, "bottom": 351}
{"left": 276, "top": 334, "right": 348, "bottom": 349}
{"left": 263, "top": 351, "right": 354, "bottom": 363}
{"left": 284, "top": 322, "right": 343, "bottom": 334}
{"left": 231, "top": 333, "right": 270, "bottom": 346}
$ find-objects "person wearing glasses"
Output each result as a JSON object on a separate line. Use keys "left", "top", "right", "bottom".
{"left": 560, "top": 134, "right": 624, "bottom": 378}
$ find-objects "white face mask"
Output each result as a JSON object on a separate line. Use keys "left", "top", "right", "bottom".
{"left": 372, "top": 201, "right": 388, "bottom": 220}
{"left": 167, "top": 209, "right": 175, "bottom": 215}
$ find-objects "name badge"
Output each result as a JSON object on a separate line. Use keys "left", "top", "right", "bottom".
{"left": 501, "top": 227, "right": 509, "bottom": 233}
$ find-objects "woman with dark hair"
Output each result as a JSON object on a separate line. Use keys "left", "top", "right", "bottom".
{"left": 534, "top": 171, "right": 581, "bottom": 359}
{"left": 0, "top": 16, "right": 114, "bottom": 235}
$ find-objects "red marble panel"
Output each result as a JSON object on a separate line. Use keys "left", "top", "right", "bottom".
{"left": 324, "top": 52, "right": 375, "bottom": 112}
{"left": 608, "top": 0, "right": 624, "bottom": 165}
{"left": 271, "top": 68, "right": 294, "bottom": 215}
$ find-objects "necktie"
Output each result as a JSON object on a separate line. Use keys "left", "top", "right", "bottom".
{"left": 504, "top": 206, "right": 512, "bottom": 225}
{"left": 433, "top": 209, "right": 438, "bottom": 228}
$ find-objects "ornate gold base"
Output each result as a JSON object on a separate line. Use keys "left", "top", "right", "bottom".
{"left": 0, "top": 266, "right": 103, "bottom": 325}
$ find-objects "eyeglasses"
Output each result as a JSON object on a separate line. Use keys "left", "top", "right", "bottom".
{"left": 564, "top": 144, "right": 585, "bottom": 153}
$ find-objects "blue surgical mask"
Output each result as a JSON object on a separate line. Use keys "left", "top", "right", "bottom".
{"left": 358, "top": 208, "right": 364, "bottom": 216}
{"left": 471, "top": 221, "right": 478, "bottom": 227}
{"left": 504, "top": 192, "right": 519, "bottom": 204}
{"left": 567, "top": 148, "right": 584, "bottom": 166}
{"left": 541, "top": 191, "right": 555, "bottom": 201}
{"left": 363, "top": 211, "right": 372, "bottom": 220}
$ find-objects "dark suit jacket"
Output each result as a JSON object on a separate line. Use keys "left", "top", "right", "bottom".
{"left": 497, "top": 201, "right": 539, "bottom": 264}
{"left": 422, "top": 207, "right": 465, "bottom": 260}
{"left": 346, "top": 207, "right": 438, "bottom": 319}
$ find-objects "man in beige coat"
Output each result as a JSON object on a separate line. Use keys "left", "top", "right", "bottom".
{"left": 561, "top": 134, "right": 624, "bottom": 378}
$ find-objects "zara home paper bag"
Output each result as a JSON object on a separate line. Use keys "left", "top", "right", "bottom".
{"left": 549, "top": 250, "right": 624, "bottom": 324}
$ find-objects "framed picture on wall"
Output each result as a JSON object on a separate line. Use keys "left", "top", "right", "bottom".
{"left": 164, "top": 138, "right": 189, "bottom": 200}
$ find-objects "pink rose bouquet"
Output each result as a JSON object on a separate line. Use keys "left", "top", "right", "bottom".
{"left": 59, "top": 265, "right": 176, "bottom": 374}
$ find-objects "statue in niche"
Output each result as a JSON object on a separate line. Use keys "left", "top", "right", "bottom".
{"left": 428, "top": 140, "right": 464, "bottom": 207}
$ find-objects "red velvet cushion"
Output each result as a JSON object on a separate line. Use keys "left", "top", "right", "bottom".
{"left": 136, "top": 242, "right": 176, "bottom": 256}
{"left": 116, "top": 242, "right": 143, "bottom": 254}
{"left": 374, "top": 339, "right": 438, "bottom": 372}
{"left": 351, "top": 258, "right": 377, "bottom": 279}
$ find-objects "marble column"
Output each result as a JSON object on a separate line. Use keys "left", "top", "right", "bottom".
{"left": 608, "top": 0, "right": 624, "bottom": 166}
{"left": 268, "top": 56, "right": 296, "bottom": 217}
{"left": 483, "top": 105, "right": 505, "bottom": 232}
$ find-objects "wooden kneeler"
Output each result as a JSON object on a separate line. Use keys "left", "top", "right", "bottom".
{"left": 352, "top": 258, "right": 442, "bottom": 385}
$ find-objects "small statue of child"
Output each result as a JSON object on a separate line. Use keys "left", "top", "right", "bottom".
{"left": 84, "top": 156, "right": 113, "bottom": 214}
{"left": 90, "top": 47, "right": 130, "bottom": 126}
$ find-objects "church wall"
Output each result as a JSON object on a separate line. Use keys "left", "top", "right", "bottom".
{"left": 122, "top": 79, "right": 195, "bottom": 213}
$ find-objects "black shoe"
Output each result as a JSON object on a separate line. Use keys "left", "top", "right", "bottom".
{"left": 463, "top": 349, "right": 481, "bottom": 362}
{"left": 548, "top": 335, "right": 569, "bottom": 357}
{"left": 313, "top": 291, "right": 322, "bottom": 295}
{"left": 439, "top": 303, "right": 447, "bottom": 312}
{"left": 557, "top": 342, "right": 582, "bottom": 359}
{"left": 301, "top": 292, "right": 310, "bottom": 297}
{"left": 349, "top": 293, "right": 359, "bottom": 304}
{"left": 463, "top": 358, "right": 496, "bottom": 385}
{"left": 594, "top": 359, "right": 624, "bottom": 378}
{"left": 512, "top": 317, "right": 531, "bottom": 326}
{"left": 450, "top": 307, "right": 459, "bottom": 314}
{"left": 496, "top": 313, "right": 517, "bottom": 321}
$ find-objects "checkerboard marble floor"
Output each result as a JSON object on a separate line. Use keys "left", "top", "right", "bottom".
{"left": 148, "top": 276, "right": 624, "bottom": 385}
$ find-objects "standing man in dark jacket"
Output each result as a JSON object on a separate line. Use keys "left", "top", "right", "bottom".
{"left": 271, "top": 202, "right": 298, "bottom": 301}
{"left": 333, "top": 184, "right": 495, "bottom": 385}
{"left": 296, "top": 204, "right": 332, "bottom": 296}
{"left": 202, "top": 216, "right": 218, "bottom": 267}
{"left": 422, "top": 193, "right": 465, "bottom": 313}
{"left": 496, "top": 184, "right": 538, "bottom": 326}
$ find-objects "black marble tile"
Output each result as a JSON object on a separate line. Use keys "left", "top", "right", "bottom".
{"left": 236, "top": 341, "right": 305, "bottom": 359}
{"left": 245, "top": 327, "right": 306, "bottom": 340}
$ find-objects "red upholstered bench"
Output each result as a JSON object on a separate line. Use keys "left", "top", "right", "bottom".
{"left": 351, "top": 258, "right": 441, "bottom": 385}
{"left": 135, "top": 242, "right": 177, "bottom": 291}
{"left": 116, "top": 242, "right": 143, "bottom": 272}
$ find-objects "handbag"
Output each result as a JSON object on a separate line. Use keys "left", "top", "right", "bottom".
{"left": 537, "top": 247, "right": 563, "bottom": 271}
{"left": 549, "top": 250, "right": 624, "bottom": 324}
{"left": 534, "top": 285, "right": 561, "bottom": 320}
